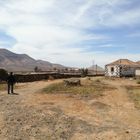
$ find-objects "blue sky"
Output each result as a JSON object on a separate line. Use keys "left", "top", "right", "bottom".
{"left": 0, "top": 0, "right": 140, "bottom": 67}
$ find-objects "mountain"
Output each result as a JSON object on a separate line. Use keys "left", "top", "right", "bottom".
{"left": 0, "top": 49, "right": 66, "bottom": 72}
{"left": 88, "top": 65, "right": 104, "bottom": 71}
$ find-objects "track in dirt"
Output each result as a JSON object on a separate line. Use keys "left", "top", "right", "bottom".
{"left": 0, "top": 78, "right": 140, "bottom": 140}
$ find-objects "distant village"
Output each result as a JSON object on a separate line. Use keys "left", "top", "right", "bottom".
{"left": 0, "top": 49, "right": 140, "bottom": 81}
{"left": 22, "top": 59, "right": 140, "bottom": 78}
{"left": 105, "top": 59, "right": 140, "bottom": 78}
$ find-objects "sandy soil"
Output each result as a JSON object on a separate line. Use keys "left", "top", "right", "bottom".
{"left": 0, "top": 78, "right": 140, "bottom": 140}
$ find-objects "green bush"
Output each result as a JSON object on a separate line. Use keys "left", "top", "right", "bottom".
{"left": 137, "top": 80, "right": 140, "bottom": 84}
{"left": 0, "top": 69, "right": 8, "bottom": 81}
{"left": 80, "top": 68, "right": 88, "bottom": 77}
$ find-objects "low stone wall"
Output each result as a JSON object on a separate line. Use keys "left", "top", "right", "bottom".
{"left": 15, "top": 73, "right": 82, "bottom": 83}
{"left": 0, "top": 72, "right": 105, "bottom": 83}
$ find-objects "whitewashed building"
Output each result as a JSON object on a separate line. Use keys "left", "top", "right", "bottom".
{"left": 135, "top": 61, "right": 140, "bottom": 77}
{"left": 105, "top": 59, "right": 140, "bottom": 77}
{"left": 135, "top": 70, "right": 140, "bottom": 77}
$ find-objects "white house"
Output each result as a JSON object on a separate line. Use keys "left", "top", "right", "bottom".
{"left": 135, "top": 61, "right": 140, "bottom": 78}
{"left": 135, "top": 70, "right": 140, "bottom": 77}
{"left": 105, "top": 59, "right": 140, "bottom": 77}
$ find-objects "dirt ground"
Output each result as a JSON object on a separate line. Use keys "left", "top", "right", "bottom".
{"left": 0, "top": 77, "right": 140, "bottom": 140}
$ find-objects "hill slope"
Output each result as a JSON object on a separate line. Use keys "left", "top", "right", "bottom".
{"left": 0, "top": 49, "right": 65, "bottom": 71}
{"left": 88, "top": 65, "right": 104, "bottom": 71}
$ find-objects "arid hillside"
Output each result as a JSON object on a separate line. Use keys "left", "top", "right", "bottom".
{"left": 0, "top": 49, "right": 65, "bottom": 71}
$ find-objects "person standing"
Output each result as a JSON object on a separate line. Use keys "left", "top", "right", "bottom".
{"left": 7, "top": 72, "right": 16, "bottom": 94}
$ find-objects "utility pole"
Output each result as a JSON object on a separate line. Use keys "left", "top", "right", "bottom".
{"left": 92, "top": 59, "right": 95, "bottom": 75}
{"left": 96, "top": 64, "right": 97, "bottom": 76}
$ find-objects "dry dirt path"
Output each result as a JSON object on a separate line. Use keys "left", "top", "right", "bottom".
{"left": 0, "top": 79, "right": 140, "bottom": 140}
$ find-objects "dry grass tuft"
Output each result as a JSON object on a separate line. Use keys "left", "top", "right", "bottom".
{"left": 42, "top": 78, "right": 115, "bottom": 97}
{"left": 126, "top": 86, "right": 140, "bottom": 109}
{"left": 137, "top": 80, "right": 140, "bottom": 84}
{"left": 0, "top": 83, "right": 23, "bottom": 91}
{"left": 0, "top": 84, "right": 7, "bottom": 91}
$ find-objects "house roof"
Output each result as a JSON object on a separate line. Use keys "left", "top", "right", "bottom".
{"left": 106, "top": 59, "right": 139, "bottom": 66}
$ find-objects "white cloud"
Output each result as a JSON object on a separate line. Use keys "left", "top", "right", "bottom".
{"left": 0, "top": 0, "right": 140, "bottom": 67}
{"left": 103, "top": 8, "right": 140, "bottom": 27}
{"left": 6, "top": 0, "right": 55, "bottom": 13}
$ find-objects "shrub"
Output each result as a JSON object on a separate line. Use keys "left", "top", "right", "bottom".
{"left": 80, "top": 68, "right": 88, "bottom": 77}
{"left": 0, "top": 69, "right": 8, "bottom": 81}
{"left": 95, "top": 79, "right": 101, "bottom": 83}
{"left": 48, "top": 75, "right": 54, "bottom": 80}
{"left": 34, "top": 66, "right": 42, "bottom": 72}
{"left": 137, "top": 80, "right": 140, "bottom": 84}
{"left": 42, "top": 78, "right": 115, "bottom": 96}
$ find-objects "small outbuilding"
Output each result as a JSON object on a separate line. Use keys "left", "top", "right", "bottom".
{"left": 135, "top": 61, "right": 140, "bottom": 78}
{"left": 105, "top": 59, "right": 140, "bottom": 77}
{"left": 135, "top": 69, "right": 140, "bottom": 77}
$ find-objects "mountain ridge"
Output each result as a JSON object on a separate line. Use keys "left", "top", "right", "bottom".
{"left": 0, "top": 48, "right": 66, "bottom": 72}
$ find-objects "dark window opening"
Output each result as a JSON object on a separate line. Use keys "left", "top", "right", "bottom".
{"left": 111, "top": 67, "right": 114, "bottom": 72}
{"left": 120, "top": 66, "right": 122, "bottom": 72}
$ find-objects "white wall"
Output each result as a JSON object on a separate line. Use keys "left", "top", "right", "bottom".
{"left": 105, "top": 65, "right": 136, "bottom": 77}
{"left": 105, "top": 65, "right": 119, "bottom": 77}
{"left": 136, "top": 70, "right": 140, "bottom": 76}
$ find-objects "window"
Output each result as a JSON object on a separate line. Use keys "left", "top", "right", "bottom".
{"left": 111, "top": 67, "right": 114, "bottom": 72}
{"left": 120, "top": 66, "right": 122, "bottom": 72}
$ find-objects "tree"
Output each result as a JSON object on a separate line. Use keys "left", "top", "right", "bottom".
{"left": 53, "top": 67, "right": 57, "bottom": 71}
{"left": 80, "top": 68, "right": 88, "bottom": 77}
{"left": 34, "top": 66, "right": 39, "bottom": 72}
{"left": 65, "top": 68, "right": 68, "bottom": 72}
{"left": 0, "top": 69, "right": 8, "bottom": 81}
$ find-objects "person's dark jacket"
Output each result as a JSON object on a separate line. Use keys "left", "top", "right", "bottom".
{"left": 7, "top": 75, "right": 16, "bottom": 84}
